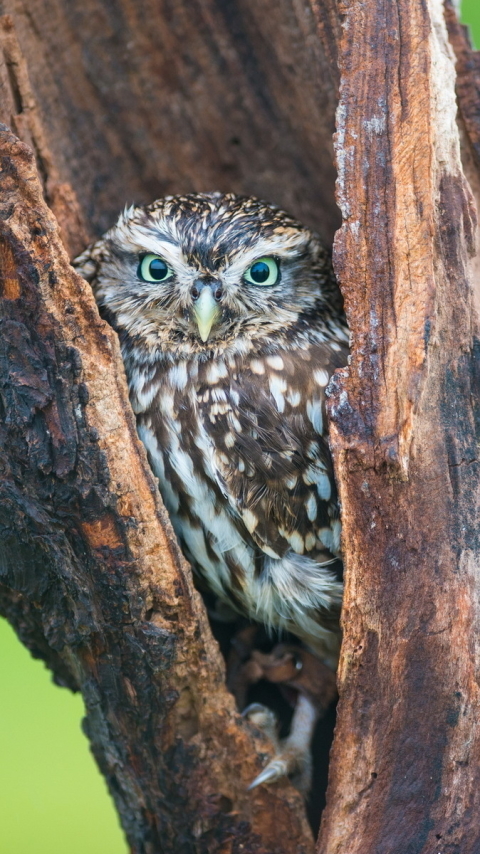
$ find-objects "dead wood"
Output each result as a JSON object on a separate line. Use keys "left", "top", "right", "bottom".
{"left": 319, "top": 2, "right": 480, "bottom": 852}
{"left": 1, "top": 1, "right": 480, "bottom": 853}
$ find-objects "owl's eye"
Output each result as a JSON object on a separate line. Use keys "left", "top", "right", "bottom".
{"left": 138, "top": 254, "right": 172, "bottom": 282}
{"left": 244, "top": 257, "right": 279, "bottom": 286}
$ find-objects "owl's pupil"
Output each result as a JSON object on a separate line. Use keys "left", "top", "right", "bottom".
{"left": 250, "top": 261, "right": 270, "bottom": 283}
{"left": 149, "top": 258, "right": 168, "bottom": 280}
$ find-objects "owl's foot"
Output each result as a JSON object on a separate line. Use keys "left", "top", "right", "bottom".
{"left": 245, "top": 693, "right": 316, "bottom": 794}
{"left": 242, "top": 702, "right": 279, "bottom": 744}
{"left": 243, "top": 645, "right": 338, "bottom": 795}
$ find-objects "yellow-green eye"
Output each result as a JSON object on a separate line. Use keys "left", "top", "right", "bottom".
{"left": 138, "top": 254, "right": 172, "bottom": 282}
{"left": 244, "top": 257, "right": 279, "bottom": 286}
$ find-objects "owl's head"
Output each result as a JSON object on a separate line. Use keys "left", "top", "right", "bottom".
{"left": 75, "top": 193, "right": 339, "bottom": 359}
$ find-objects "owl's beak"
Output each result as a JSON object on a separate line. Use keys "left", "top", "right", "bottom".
{"left": 192, "top": 287, "right": 221, "bottom": 342}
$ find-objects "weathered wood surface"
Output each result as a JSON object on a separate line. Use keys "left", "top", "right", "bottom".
{"left": 319, "top": 1, "right": 480, "bottom": 852}
{"left": 0, "top": 1, "right": 340, "bottom": 250}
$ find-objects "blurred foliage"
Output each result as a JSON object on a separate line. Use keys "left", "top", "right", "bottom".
{"left": 462, "top": 0, "right": 480, "bottom": 47}
{"left": 1, "top": 5, "right": 479, "bottom": 852}
{"left": 0, "top": 619, "right": 127, "bottom": 853}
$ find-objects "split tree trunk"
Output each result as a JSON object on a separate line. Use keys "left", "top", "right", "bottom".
{"left": 0, "top": 1, "right": 479, "bottom": 852}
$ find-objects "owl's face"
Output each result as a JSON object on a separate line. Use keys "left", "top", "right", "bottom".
{"left": 78, "top": 193, "right": 335, "bottom": 359}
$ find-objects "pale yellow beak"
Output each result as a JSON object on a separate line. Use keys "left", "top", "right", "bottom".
{"left": 192, "top": 288, "right": 220, "bottom": 342}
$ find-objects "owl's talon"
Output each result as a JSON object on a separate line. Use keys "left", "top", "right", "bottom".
{"left": 242, "top": 701, "right": 267, "bottom": 717}
{"left": 249, "top": 744, "right": 313, "bottom": 793}
{"left": 243, "top": 702, "right": 279, "bottom": 744}
{"left": 243, "top": 702, "right": 305, "bottom": 790}
{"left": 246, "top": 692, "right": 319, "bottom": 795}
{"left": 248, "top": 757, "right": 289, "bottom": 790}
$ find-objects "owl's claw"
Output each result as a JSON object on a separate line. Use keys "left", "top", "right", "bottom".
{"left": 248, "top": 757, "right": 292, "bottom": 790}
{"left": 248, "top": 737, "right": 314, "bottom": 794}
{"left": 242, "top": 702, "right": 278, "bottom": 738}
{"left": 242, "top": 645, "right": 338, "bottom": 795}
{"left": 248, "top": 730, "right": 314, "bottom": 794}
{"left": 244, "top": 703, "right": 307, "bottom": 791}
{"left": 244, "top": 694, "right": 317, "bottom": 795}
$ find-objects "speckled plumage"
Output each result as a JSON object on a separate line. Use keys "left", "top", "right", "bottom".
{"left": 74, "top": 192, "right": 349, "bottom": 666}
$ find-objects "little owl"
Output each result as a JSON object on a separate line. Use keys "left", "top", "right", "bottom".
{"left": 74, "top": 192, "right": 349, "bottom": 789}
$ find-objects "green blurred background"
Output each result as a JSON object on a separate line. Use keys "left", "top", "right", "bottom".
{"left": 1, "top": 5, "right": 479, "bottom": 853}
{"left": 463, "top": 0, "right": 479, "bottom": 47}
{"left": 0, "top": 620, "right": 127, "bottom": 854}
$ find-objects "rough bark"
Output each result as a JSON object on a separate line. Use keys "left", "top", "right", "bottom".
{"left": 1, "top": 0, "right": 480, "bottom": 852}
{"left": 319, "top": 1, "right": 480, "bottom": 852}
{"left": 0, "top": 1, "right": 340, "bottom": 248}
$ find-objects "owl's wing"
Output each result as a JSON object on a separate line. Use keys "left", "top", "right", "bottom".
{"left": 199, "top": 342, "right": 346, "bottom": 565}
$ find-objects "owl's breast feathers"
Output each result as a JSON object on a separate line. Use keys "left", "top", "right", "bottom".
{"left": 73, "top": 192, "right": 349, "bottom": 661}
{"left": 130, "top": 332, "right": 348, "bottom": 661}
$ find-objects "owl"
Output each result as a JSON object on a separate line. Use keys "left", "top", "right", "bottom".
{"left": 74, "top": 192, "right": 349, "bottom": 788}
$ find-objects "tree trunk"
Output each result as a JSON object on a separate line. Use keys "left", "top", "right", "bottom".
{"left": 319, "top": 2, "right": 480, "bottom": 851}
{"left": 0, "top": 1, "right": 479, "bottom": 852}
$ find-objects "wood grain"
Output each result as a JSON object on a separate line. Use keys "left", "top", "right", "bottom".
{"left": 319, "top": 1, "right": 480, "bottom": 851}
{"left": 0, "top": 0, "right": 339, "bottom": 244}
